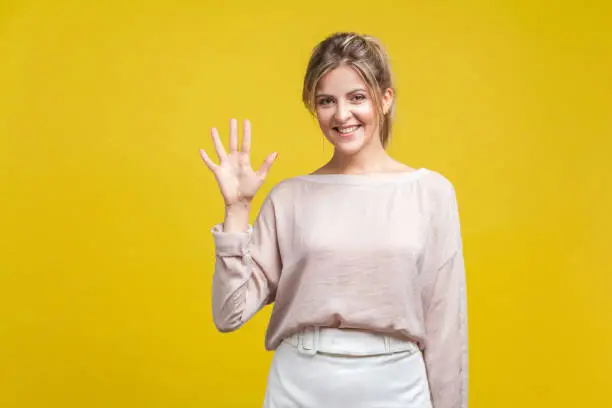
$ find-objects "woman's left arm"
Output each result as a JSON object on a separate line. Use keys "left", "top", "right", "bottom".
{"left": 421, "top": 180, "right": 469, "bottom": 408}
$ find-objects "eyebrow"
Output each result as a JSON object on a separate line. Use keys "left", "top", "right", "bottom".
{"left": 315, "top": 88, "right": 367, "bottom": 97}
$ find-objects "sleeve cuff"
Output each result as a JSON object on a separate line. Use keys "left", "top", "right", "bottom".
{"left": 211, "top": 223, "right": 253, "bottom": 257}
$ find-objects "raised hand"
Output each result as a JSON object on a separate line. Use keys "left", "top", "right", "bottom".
{"left": 200, "top": 118, "right": 277, "bottom": 208}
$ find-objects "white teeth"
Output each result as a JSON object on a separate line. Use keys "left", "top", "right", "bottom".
{"left": 336, "top": 125, "right": 359, "bottom": 134}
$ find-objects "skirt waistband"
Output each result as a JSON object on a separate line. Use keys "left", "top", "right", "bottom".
{"left": 284, "top": 327, "right": 420, "bottom": 356}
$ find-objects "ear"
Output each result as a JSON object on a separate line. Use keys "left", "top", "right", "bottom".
{"left": 382, "top": 88, "right": 394, "bottom": 115}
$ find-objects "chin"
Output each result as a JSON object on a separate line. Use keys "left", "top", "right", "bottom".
{"left": 332, "top": 141, "right": 365, "bottom": 156}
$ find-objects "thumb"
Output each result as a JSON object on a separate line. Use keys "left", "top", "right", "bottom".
{"left": 256, "top": 152, "right": 278, "bottom": 179}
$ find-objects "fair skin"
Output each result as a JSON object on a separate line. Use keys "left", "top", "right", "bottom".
{"left": 199, "top": 64, "right": 415, "bottom": 233}
{"left": 311, "top": 65, "right": 413, "bottom": 175}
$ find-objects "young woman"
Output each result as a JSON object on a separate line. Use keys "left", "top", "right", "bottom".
{"left": 199, "top": 32, "right": 468, "bottom": 408}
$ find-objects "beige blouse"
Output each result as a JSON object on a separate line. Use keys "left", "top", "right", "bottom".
{"left": 210, "top": 168, "right": 468, "bottom": 408}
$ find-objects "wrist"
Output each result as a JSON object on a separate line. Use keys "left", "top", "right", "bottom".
{"left": 223, "top": 201, "right": 251, "bottom": 233}
{"left": 225, "top": 199, "right": 252, "bottom": 213}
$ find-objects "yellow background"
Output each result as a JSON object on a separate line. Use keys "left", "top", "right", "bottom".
{"left": 1, "top": 1, "right": 610, "bottom": 407}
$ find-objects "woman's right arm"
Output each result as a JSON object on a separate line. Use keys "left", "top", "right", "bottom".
{"left": 199, "top": 118, "right": 279, "bottom": 332}
{"left": 210, "top": 195, "right": 282, "bottom": 332}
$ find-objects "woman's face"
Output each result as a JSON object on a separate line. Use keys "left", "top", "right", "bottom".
{"left": 314, "top": 65, "right": 391, "bottom": 156}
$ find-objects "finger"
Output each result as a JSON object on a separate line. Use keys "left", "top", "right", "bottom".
{"left": 241, "top": 119, "right": 251, "bottom": 154}
{"left": 229, "top": 118, "right": 238, "bottom": 152}
{"left": 211, "top": 127, "right": 227, "bottom": 161}
{"left": 256, "top": 152, "right": 278, "bottom": 179}
{"left": 199, "top": 148, "right": 218, "bottom": 172}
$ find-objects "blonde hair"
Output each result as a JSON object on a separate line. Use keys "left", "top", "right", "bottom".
{"left": 302, "top": 32, "right": 396, "bottom": 148}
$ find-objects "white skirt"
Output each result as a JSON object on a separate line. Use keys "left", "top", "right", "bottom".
{"left": 263, "top": 327, "right": 433, "bottom": 408}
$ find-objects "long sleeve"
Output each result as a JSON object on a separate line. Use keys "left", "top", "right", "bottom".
{"left": 210, "top": 194, "right": 282, "bottom": 333}
{"left": 420, "top": 183, "right": 469, "bottom": 408}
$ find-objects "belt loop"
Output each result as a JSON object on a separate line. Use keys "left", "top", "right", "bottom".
{"left": 384, "top": 335, "right": 391, "bottom": 353}
{"left": 313, "top": 326, "right": 320, "bottom": 353}
{"left": 298, "top": 327, "right": 318, "bottom": 356}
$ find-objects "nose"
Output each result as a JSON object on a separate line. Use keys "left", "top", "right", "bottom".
{"left": 333, "top": 101, "right": 352, "bottom": 123}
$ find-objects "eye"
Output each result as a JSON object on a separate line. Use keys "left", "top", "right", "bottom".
{"left": 352, "top": 94, "right": 366, "bottom": 102}
{"left": 317, "top": 97, "right": 334, "bottom": 106}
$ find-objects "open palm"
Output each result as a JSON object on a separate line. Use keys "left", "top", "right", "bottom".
{"left": 200, "top": 118, "right": 277, "bottom": 207}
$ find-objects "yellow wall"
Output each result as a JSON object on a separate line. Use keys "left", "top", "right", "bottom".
{"left": 1, "top": 1, "right": 610, "bottom": 407}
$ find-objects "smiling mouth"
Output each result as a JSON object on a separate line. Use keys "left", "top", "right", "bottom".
{"left": 333, "top": 125, "right": 361, "bottom": 135}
